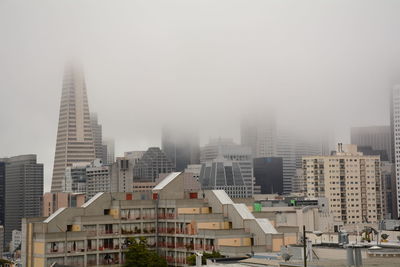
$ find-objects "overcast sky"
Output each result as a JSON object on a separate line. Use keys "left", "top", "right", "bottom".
{"left": 1, "top": 0, "right": 400, "bottom": 192}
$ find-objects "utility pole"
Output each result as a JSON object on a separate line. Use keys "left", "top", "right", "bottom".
{"left": 303, "top": 225, "right": 307, "bottom": 267}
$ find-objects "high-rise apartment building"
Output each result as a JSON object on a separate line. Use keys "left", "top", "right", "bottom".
{"left": 51, "top": 64, "right": 95, "bottom": 192}
{"left": 86, "top": 159, "right": 111, "bottom": 199}
{"left": 200, "top": 138, "right": 254, "bottom": 197}
{"left": 22, "top": 173, "right": 283, "bottom": 267}
{"left": 161, "top": 126, "right": 200, "bottom": 171}
{"left": 102, "top": 138, "right": 115, "bottom": 165}
{"left": 351, "top": 126, "right": 392, "bottom": 162}
{"left": 111, "top": 157, "right": 134, "bottom": 193}
{"left": 4, "top": 155, "right": 43, "bottom": 245}
{"left": 90, "top": 113, "right": 103, "bottom": 160}
{"left": 303, "top": 144, "right": 382, "bottom": 224}
{"left": 133, "top": 147, "right": 174, "bottom": 182}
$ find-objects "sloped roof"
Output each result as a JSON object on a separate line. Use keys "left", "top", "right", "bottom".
{"left": 153, "top": 172, "right": 181, "bottom": 191}
{"left": 233, "top": 203, "right": 254, "bottom": 219}
{"left": 82, "top": 192, "right": 104, "bottom": 208}
{"left": 212, "top": 190, "right": 233, "bottom": 205}
{"left": 44, "top": 208, "right": 66, "bottom": 223}
{"left": 255, "top": 218, "right": 278, "bottom": 234}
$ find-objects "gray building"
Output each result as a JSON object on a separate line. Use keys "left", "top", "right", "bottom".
{"left": 161, "top": 126, "right": 200, "bottom": 171}
{"left": 253, "top": 157, "right": 283, "bottom": 195}
{"left": 86, "top": 159, "right": 111, "bottom": 199}
{"left": 133, "top": 147, "right": 174, "bottom": 182}
{"left": 102, "top": 137, "right": 115, "bottom": 165}
{"left": 200, "top": 138, "right": 254, "bottom": 197}
{"left": 111, "top": 157, "right": 134, "bottom": 193}
{"left": 62, "top": 162, "right": 89, "bottom": 194}
{"left": 391, "top": 85, "right": 400, "bottom": 218}
{"left": 0, "top": 161, "right": 5, "bottom": 227}
{"left": 241, "top": 114, "right": 328, "bottom": 194}
{"left": 351, "top": 126, "right": 392, "bottom": 162}
{"left": 90, "top": 113, "right": 103, "bottom": 160}
{"left": 4, "top": 155, "right": 43, "bottom": 245}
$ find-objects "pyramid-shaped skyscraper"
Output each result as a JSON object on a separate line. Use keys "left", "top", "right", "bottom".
{"left": 51, "top": 64, "right": 95, "bottom": 192}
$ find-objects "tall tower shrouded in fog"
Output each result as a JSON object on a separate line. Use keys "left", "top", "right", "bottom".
{"left": 51, "top": 64, "right": 95, "bottom": 192}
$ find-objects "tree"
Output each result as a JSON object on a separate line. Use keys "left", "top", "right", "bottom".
{"left": 124, "top": 237, "right": 167, "bottom": 267}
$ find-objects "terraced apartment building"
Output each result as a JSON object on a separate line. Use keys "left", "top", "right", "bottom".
{"left": 22, "top": 172, "right": 291, "bottom": 267}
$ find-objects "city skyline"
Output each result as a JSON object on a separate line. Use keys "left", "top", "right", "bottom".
{"left": 1, "top": 1, "right": 400, "bottom": 193}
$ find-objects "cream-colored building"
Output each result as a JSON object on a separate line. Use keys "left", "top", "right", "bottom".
{"left": 303, "top": 144, "right": 382, "bottom": 224}
{"left": 22, "top": 172, "right": 292, "bottom": 267}
{"left": 51, "top": 64, "right": 95, "bottom": 192}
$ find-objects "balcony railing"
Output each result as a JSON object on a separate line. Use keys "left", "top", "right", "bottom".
{"left": 99, "top": 230, "right": 120, "bottom": 235}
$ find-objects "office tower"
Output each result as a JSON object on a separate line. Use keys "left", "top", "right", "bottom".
{"left": 51, "top": 64, "right": 95, "bottom": 192}
{"left": 161, "top": 126, "right": 200, "bottom": 171}
{"left": 102, "top": 138, "right": 115, "bottom": 165}
{"left": 351, "top": 126, "right": 392, "bottom": 162}
{"left": 4, "top": 155, "right": 43, "bottom": 245}
{"left": 133, "top": 147, "right": 174, "bottom": 182}
{"left": 253, "top": 157, "right": 283, "bottom": 195}
{"left": 42, "top": 192, "right": 86, "bottom": 217}
{"left": 391, "top": 85, "right": 400, "bottom": 217}
{"left": 86, "top": 159, "right": 111, "bottom": 199}
{"left": 200, "top": 138, "right": 254, "bottom": 197}
{"left": 111, "top": 157, "right": 134, "bottom": 193}
{"left": 241, "top": 113, "right": 329, "bottom": 195}
{"left": 0, "top": 226, "right": 3, "bottom": 256}
{"left": 380, "top": 162, "right": 396, "bottom": 219}
{"left": 0, "top": 160, "right": 5, "bottom": 227}
{"left": 240, "top": 114, "right": 277, "bottom": 158}
{"left": 62, "top": 162, "right": 90, "bottom": 193}
{"left": 303, "top": 144, "right": 382, "bottom": 224}
{"left": 90, "top": 113, "right": 103, "bottom": 160}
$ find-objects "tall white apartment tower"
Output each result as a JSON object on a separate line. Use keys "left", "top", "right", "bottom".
{"left": 51, "top": 64, "right": 95, "bottom": 192}
{"left": 391, "top": 85, "right": 400, "bottom": 217}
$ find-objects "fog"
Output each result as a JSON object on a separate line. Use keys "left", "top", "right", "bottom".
{"left": 1, "top": 0, "right": 400, "bottom": 191}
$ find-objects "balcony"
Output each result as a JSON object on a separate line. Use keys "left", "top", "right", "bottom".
{"left": 99, "top": 230, "right": 120, "bottom": 236}
{"left": 158, "top": 213, "right": 176, "bottom": 220}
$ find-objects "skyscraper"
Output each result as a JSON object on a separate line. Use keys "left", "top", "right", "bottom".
{"left": 240, "top": 114, "right": 277, "bottom": 158}
{"left": 253, "top": 157, "right": 283, "bottom": 195}
{"left": 0, "top": 160, "right": 5, "bottom": 227}
{"left": 351, "top": 126, "right": 392, "bottom": 162}
{"left": 391, "top": 85, "right": 400, "bottom": 217}
{"left": 90, "top": 113, "right": 103, "bottom": 160}
{"left": 241, "top": 113, "right": 329, "bottom": 194}
{"left": 51, "top": 64, "right": 95, "bottom": 192}
{"left": 161, "top": 126, "right": 200, "bottom": 171}
{"left": 133, "top": 147, "right": 174, "bottom": 182}
{"left": 102, "top": 138, "right": 115, "bottom": 165}
{"left": 200, "top": 138, "right": 254, "bottom": 197}
{"left": 4, "top": 155, "right": 43, "bottom": 245}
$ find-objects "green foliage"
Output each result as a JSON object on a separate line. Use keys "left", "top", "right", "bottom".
{"left": 124, "top": 237, "right": 167, "bottom": 267}
{"left": 186, "top": 251, "right": 224, "bottom": 266}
